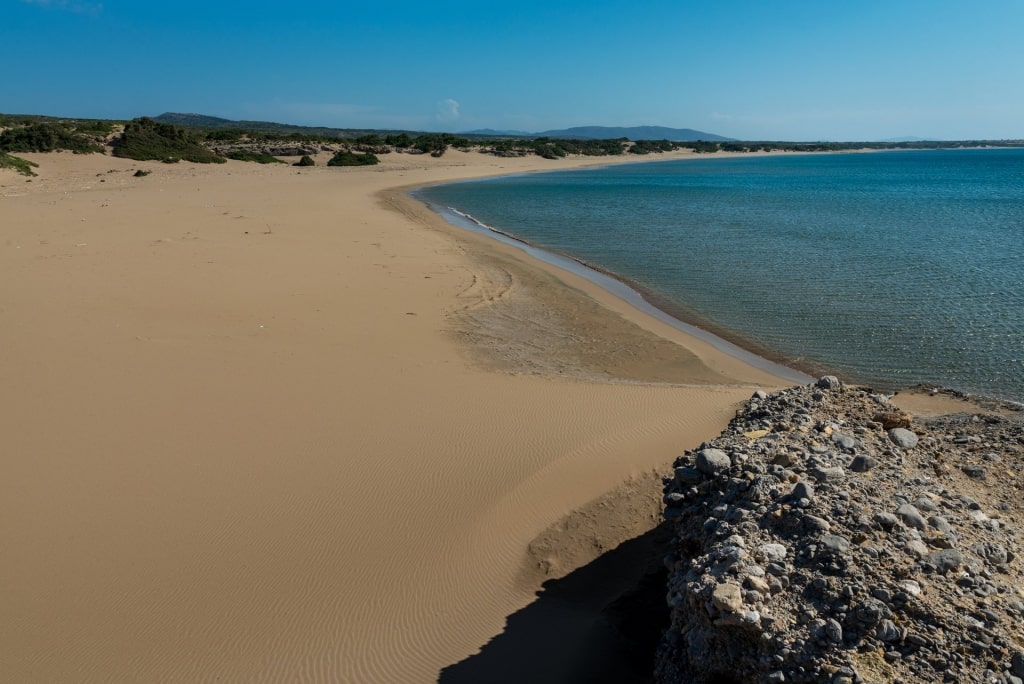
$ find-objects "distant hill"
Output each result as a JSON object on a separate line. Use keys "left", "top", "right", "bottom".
{"left": 153, "top": 113, "right": 235, "bottom": 127}
{"left": 536, "top": 125, "right": 734, "bottom": 141}
{"left": 878, "top": 136, "right": 939, "bottom": 143}
{"left": 461, "top": 128, "right": 533, "bottom": 137}
{"left": 152, "top": 113, "right": 409, "bottom": 139}
{"left": 153, "top": 114, "right": 733, "bottom": 142}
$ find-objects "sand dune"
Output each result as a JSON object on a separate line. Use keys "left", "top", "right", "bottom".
{"left": 1, "top": 149, "right": 794, "bottom": 682}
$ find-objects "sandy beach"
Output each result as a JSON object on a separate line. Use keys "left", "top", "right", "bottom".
{"left": 1, "top": 148, "right": 795, "bottom": 682}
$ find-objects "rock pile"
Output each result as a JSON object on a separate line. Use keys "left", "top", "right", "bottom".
{"left": 654, "top": 378, "right": 1024, "bottom": 684}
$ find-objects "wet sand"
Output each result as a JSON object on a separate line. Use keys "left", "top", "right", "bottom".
{"left": 1, "top": 148, "right": 794, "bottom": 682}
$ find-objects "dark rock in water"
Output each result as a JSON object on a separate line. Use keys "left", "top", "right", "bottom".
{"left": 655, "top": 380, "right": 1024, "bottom": 684}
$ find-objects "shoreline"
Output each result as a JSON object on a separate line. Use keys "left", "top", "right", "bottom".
{"left": 412, "top": 150, "right": 1024, "bottom": 405}
{"left": 416, "top": 197, "right": 814, "bottom": 386}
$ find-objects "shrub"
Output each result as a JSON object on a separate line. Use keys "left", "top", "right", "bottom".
{"left": 227, "top": 150, "right": 287, "bottom": 164}
{"left": 1, "top": 152, "right": 38, "bottom": 176}
{"left": 112, "top": 117, "right": 226, "bottom": 163}
{"left": 385, "top": 133, "right": 412, "bottom": 148}
{"left": 205, "top": 128, "right": 247, "bottom": 142}
{"left": 0, "top": 122, "right": 104, "bottom": 154}
{"left": 294, "top": 155, "right": 315, "bottom": 167}
{"left": 691, "top": 141, "right": 720, "bottom": 154}
{"left": 326, "top": 150, "right": 378, "bottom": 166}
{"left": 72, "top": 120, "right": 117, "bottom": 137}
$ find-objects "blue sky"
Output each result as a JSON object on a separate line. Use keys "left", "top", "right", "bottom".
{"left": 5, "top": 0, "right": 1024, "bottom": 141}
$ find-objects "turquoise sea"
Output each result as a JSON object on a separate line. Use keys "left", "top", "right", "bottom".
{"left": 418, "top": 150, "right": 1024, "bottom": 403}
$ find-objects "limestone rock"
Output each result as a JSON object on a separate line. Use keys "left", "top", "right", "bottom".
{"left": 888, "top": 427, "right": 919, "bottom": 449}
{"left": 695, "top": 448, "right": 731, "bottom": 476}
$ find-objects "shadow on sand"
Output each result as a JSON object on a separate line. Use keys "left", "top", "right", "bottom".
{"left": 438, "top": 523, "right": 672, "bottom": 684}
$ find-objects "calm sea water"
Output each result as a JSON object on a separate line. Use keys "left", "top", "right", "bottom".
{"left": 419, "top": 150, "right": 1024, "bottom": 402}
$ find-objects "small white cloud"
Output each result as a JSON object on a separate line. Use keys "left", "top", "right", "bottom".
{"left": 436, "top": 98, "right": 460, "bottom": 121}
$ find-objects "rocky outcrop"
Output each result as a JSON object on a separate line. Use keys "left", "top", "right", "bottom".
{"left": 655, "top": 379, "right": 1024, "bottom": 684}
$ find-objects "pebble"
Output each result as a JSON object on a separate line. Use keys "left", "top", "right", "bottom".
{"left": 791, "top": 481, "right": 815, "bottom": 503}
{"left": 1011, "top": 652, "right": 1024, "bottom": 678}
{"left": 877, "top": 619, "right": 903, "bottom": 642}
{"left": 820, "top": 534, "right": 851, "bottom": 555}
{"left": 696, "top": 448, "right": 732, "bottom": 476}
{"left": 897, "top": 503, "right": 928, "bottom": 531}
{"left": 962, "top": 464, "right": 986, "bottom": 479}
{"left": 831, "top": 433, "right": 858, "bottom": 451}
{"left": 926, "top": 548, "right": 963, "bottom": 574}
{"left": 674, "top": 466, "right": 703, "bottom": 485}
{"left": 849, "top": 454, "right": 878, "bottom": 472}
{"left": 889, "top": 427, "right": 920, "bottom": 449}
{"left": 874, "top": 512, "right": 900, "bottom": 529}
{"left": 803, "top": 515, "right": 832, "bottom": 532}
{"left": 812, "top": 466, "right": 846, "bottom": 481}
{"left": 711, "top": 582, "right": 744, "bottom": 613}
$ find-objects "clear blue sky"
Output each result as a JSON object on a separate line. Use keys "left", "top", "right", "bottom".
{"left": 5, "top": 0, "right": 1024, "bottom": 141}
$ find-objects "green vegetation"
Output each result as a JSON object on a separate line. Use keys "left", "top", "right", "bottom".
{"left": 385, "top": 133, "right": 413, "bottom": 148}
{"left": 112, "top": 117, "right": 226, "bottom": 163}
{"left": 1, "top": 152, "right": 39, "bottom": 176}
{"left": 226, "top": 149, "right": 287, "bottom": 164}
{"left": 204, "top": 128, "right": 248, "bottom": 142}
{"left": 410, "top": 133, "right": 457, "bottom": 157}
{"left": 72, "top": 119, "right": 118, "bottom": 137}
{"left": 0, "top": 122, "right": 104, "bottom": 154}
{"left": 691, "top": 141, "right": 721, "bottom": 153}
{"left": 8, "top": 111, "right": 1024, "bottom": 176}
{"left": 629, "top": 139, "right": 679, "bottom": 155}
{"left": 483, "top": 136, "right": 627, "bottom": 158}
{"left": 294, "top": 155, "right": 315, "bottom": 167}
{"left": 327, "top": 150, "right": 379, "bottom": 166}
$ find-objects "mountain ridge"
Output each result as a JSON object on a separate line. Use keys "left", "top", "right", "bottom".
{"left": 534, "top": 125, "right": 733, "bottom": 141}
{"left": 152, "top": 114, "right": 733, "bottom": 141}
